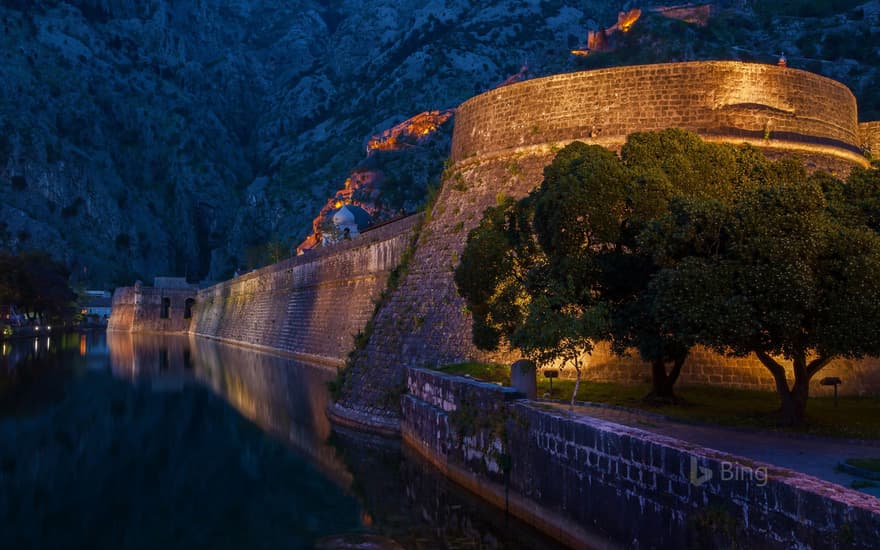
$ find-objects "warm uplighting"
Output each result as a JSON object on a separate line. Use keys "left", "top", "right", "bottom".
{"left": 296, "top": 170, "right": 382, "bottom": 255}
{"left": 570, "top": 49, "right": 590, "bottom": 57}
{"left": 297, "top": 108, "right": 455, "bottom": 255}
{"left": 366, "top": 110, "right": 454, "bottom": 154}
{"left": 80, "top": 333, "right": 87, "bottom": 356}
{"left": 617, "top": 8, "right": 641, "bottom": 32}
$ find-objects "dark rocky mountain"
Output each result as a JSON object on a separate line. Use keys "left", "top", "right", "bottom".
{"left": 2, "top": 0, "right": 879, "bottom": 286}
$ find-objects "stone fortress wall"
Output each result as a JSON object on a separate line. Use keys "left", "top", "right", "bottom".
{"left": 189, "top": 214, "right": 421, "bottom": 367}
{"left": 107, "top": 284, "right": 196, "bottom": 334}
{"left": 861, "top": 121, "right": 880, "bottom": 158}
{"left": 109, "top": 62, "right": 880, "bottom": 428}
{"left": 336, "top": 61, "right": 880, "bottom": 429}
{"left": 451, "top": 61, "right": 870, "bottom": 174}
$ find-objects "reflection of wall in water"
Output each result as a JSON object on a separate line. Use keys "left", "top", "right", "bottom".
{"left": 329, "top": 428, "right": 566, "bottom": 550}
{"left": 188, "top": 337, "right": 352, "bottom": 489}
{"left": 107, "top": 332, "right": 194, "bottom": 392}
{"left": 105, "top": 333, "right": 352, "bottom": 489}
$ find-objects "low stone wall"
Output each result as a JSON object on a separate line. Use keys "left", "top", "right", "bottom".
{"left": 189, "top": 214, "right": 421, "bottom": 366}
{"left": 547, "top": 343, "right": 880, "bottom": 397}
{"left": 402, "top": 368, "right": 880, "bottom": 549}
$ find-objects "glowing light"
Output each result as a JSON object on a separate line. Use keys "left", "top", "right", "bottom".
{"left": 617, "top": 8, "right": 641, "bottom": 32}
{"left": 297, "top": 109, "right": 454, "bottom": 255}
{"left": 296, "top": 170, "right": 383, "bottom": 255}
{"left": 80, "top": 334, "right": 87, "bottom": 356}
{"left": 570, "top": 49, "right": 590, "bottom": 57}
{"left": 366, "top": 110, "right": 454, "bottom": 154}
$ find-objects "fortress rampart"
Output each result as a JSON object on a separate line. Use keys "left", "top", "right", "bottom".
{"left": 107, "top": 62, "right": 880, "bottom": 431}
{"left": 188, "top": 214, "right": 421, "bottom": 367}
{"left": 335, "top": 62, "right": 880, "bottom": 430}
{"left": 452, "top": 61, "right": 868, "bottom": 174}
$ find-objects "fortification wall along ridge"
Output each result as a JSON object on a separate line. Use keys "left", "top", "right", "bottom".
{"left": 452, "top": 61, "right": 868, "bottom": 173}
{"left": 189, "top": 214, "right": 421, "bottom": 366}
{"left": 336, "top": 62, "right": 879, "bottom": 427}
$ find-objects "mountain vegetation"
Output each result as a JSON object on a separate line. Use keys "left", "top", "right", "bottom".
{"left": 3, "top": 1, "right": 880, "bottom": 286}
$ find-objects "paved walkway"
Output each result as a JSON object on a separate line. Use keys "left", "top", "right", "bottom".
{"left": 543, "top": 401, "right": 880, "bottom": 498}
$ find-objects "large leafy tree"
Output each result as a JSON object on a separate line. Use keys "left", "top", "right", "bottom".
{"left": 645, "top": 165, "right": 880, "bottom": 425}
{"left": 530, "top": 131, "right": 762, "bottom": 401}
{"left": 454, "top": 194, "right": 605, "bottom": 405}
{"left": 457, "top": 131, "right": 749, "bottom": 402}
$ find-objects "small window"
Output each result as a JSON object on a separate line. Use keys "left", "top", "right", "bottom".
{"left": 184, "top": 298, "right": 195, "bottom": 319}
{"left": 160, "top": 297, "right": 171, "bottom": 319}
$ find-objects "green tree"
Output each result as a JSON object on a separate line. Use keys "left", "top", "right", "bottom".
{"left": 455, "top": 195, "right": 605, "bottom": 405}
{"left": 645, "top": 167, "right": 880, "bottom": 425}
{"left": 531, "top": 132, "right": 756, "bottom": 401}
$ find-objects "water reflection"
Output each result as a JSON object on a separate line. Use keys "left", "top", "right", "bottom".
{"left": 1, "top": 332, "right": 570, "bottom": 549}
{"left": 107, "top": 332, "right": 353, "bottom": 489}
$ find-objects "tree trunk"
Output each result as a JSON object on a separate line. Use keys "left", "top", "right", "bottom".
{"left": 755, "top": 350, "right": 831, "bottom": 426}
{"left": 571, "top": 357, "right": 581, "bottom": 409}
{"left": 646, "top": 353, "right": 687, "bottom": 402}
{"left": 650, "top": 359, "right": 675, "bottom": 398}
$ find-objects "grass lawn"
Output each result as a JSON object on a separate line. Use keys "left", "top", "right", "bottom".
{"left": 436, "top": 363, "right": 880, "bottom": 440}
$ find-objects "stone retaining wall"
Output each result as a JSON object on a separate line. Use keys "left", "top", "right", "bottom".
{"left": 402, "top": 368, "right": 880, "bottom": 549}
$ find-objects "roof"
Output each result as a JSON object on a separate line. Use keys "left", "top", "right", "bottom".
{"left": 327, "top": 205, "right": 372, "bottom": 231}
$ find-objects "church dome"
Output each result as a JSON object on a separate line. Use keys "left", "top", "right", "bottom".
{"left": 332, "top": 206, "right": 356, "bottom": 225}
{"left": 329, "top": 205, "right": 372, "bottom": 230}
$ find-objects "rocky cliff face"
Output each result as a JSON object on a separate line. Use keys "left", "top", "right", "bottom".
{"left": 2, "top": 0, "right": 878, "bottom": 286}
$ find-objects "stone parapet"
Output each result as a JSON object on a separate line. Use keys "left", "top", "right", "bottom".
{"left": 402, "top": 368, "right": 880, "bottom": 549}
{"left": 452, "top": 61, "right": 867, "bottom": 174}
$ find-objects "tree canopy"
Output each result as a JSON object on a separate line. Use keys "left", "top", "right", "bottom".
{"left": 456, "top": 129, "right": 880, "bottom": 423}
{"left": 644, "top": 166, "right": 880, "bottom": 424}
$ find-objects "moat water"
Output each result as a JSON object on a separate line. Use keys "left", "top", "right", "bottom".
{"left": 0, "top": 332, "right": 571, "bottom": 549}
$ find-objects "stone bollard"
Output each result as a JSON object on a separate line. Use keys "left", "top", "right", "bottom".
{"left": 510, "top": 359, "right": 537, "bottom": 399}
